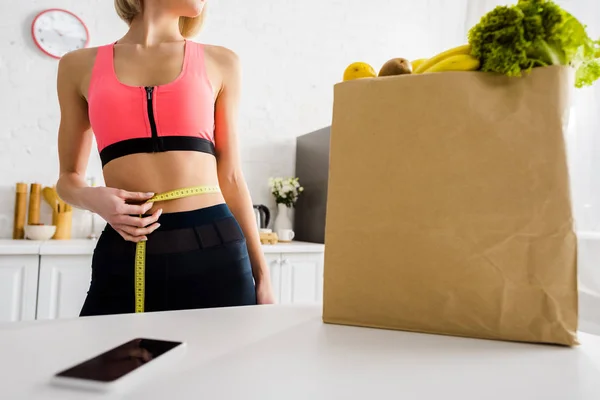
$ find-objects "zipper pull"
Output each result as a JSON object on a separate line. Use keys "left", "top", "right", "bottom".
{"left": 145, "top": 86, "right": 153, "bottom": 100}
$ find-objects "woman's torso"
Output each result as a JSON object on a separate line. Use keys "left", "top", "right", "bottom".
{"left": 78, "top": 40, "right": 225, "bottom": 213}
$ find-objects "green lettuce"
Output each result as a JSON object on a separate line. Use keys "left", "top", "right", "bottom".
{"left": 468, "top": 0, "right": 600, "bottom": 88}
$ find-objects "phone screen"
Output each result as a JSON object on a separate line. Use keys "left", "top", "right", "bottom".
{"left": 55, "top": 338, "right": 183, "bottom": 383}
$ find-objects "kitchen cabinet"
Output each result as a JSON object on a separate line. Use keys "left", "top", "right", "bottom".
{"left": 267, "top": 252, "right": 325, "bottom": 305}
{"left": 0, "top": 240, "right": 42, "bottom": 323}
{"left": 36, "top": 255, "right": 93, "bottom": 320}
{"left": 0, "top": 239, "right": 325, "bottom": 322}
{"left": 35, "top": 240, "right": 95, "bottom": 320}
{"left": 265, "top": 253, "right": 283, "bottom": 304}
{"left": 0, "top": 255, "right": 39, "bottom": 322}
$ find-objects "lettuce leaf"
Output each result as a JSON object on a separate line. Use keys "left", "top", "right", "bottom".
{"left": 468, "top": 0, "right": 600, "bottom": 88}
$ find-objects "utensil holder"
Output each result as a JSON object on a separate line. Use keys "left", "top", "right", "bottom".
{"left": 53, "top": 211, "right": 72, "bottom": 240}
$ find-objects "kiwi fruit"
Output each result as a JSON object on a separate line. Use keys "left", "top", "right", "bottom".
{"left": 378, "top": 58, "right": 412, "bottom": 77}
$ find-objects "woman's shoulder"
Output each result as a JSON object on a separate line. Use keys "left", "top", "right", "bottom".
{"left": 58, "top": 46, "right": 103, "bottom": 75}
{"left": 194, "top": 42, "right": 240, "bottom": 69}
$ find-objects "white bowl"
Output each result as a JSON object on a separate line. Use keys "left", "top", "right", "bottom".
{"left": 24, "top": 225, "right": 56, "bottom": 241}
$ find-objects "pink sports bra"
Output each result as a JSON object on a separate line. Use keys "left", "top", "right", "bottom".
{"left": 87, "top": 40, "right": 215, "bottom": 167}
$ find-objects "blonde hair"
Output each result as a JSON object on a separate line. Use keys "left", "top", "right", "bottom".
{"left": 114, "top": 0, "right": 206, "bottom": 38}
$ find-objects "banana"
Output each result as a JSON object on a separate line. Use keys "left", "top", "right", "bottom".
{"left": 423, "top": 54, "right": 481, "bottom": 73}
{"left": 413, "top": 44, "right": 472, "bottom": 74}
{"left": 411, "top": 58, "right": 428, "bottom": 71}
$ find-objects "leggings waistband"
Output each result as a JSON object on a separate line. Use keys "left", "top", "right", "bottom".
{"left": 146, "top": 203, "right": 232, "bottom": 231}
{"left": 102, "top": 203, "right": 243, "bottom": 255}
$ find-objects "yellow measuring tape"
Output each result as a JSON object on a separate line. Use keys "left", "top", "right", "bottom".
{"left": 134, "top": 185, "right": 221, "bottom": 313}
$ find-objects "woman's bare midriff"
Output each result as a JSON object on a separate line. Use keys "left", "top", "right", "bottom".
{"left": 102, "top": 151, "right": 226, "bottom": 214}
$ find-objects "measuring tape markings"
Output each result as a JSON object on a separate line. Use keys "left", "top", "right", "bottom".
{"left": 134, "top": 185, "right": 221, "bottom": 313}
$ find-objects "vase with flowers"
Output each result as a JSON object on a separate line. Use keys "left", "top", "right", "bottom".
{"left": 268, "top": 177, "right": 304, "bottom": 233}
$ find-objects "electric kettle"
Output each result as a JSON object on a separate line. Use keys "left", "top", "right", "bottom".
{"left": 253, "top": 205, "right": 270, "bottom": 230}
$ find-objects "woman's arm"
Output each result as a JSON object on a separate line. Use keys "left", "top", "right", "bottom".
{"left": 55, "top": 49, "right": 160, "bottom": 242}
{"left": 55, "top": 50, "right": 96, "bottom": 209}
{"left": 213, "top": 48, "right": 275, "bottom": 304}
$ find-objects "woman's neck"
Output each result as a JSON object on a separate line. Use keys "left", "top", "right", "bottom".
{"left": 120, "top": 4, "right": 183, "bottom": 47}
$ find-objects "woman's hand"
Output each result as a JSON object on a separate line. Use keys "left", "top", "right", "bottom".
{"left": 256, "top": 280, "right": 276, "bottom": 305}
{"left": 55, "top": 51, "right": 161, "bottom": 244}
{"left": 83, "top": 187, "right": 162, "bottom": 242}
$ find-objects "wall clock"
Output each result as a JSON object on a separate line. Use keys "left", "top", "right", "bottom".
{"left": 31, "top": 9, "right": 90, "bottom": 59}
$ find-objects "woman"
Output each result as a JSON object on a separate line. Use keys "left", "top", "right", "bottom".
{"left": 56, "top": 0, "right": 275, "bottom": 316}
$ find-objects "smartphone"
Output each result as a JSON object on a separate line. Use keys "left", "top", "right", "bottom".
{"left": 50, "top": 338, "right": 186, "bottom": 393}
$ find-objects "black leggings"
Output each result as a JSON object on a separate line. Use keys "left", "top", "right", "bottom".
{"left": 80, "top": 204, "right": 257, "bottom": 317}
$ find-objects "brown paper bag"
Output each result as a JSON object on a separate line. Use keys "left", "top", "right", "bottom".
{"left": 322, "top": 65, "right": 579, "bottom": 346}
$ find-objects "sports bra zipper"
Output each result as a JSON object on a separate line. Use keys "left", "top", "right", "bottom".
{"left": 145, "top": 86, "right": 161, "bottom": 152}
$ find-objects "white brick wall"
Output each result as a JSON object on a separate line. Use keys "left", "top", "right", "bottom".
{"left": 0, "top": 0, "right": 471, "bottom": 238}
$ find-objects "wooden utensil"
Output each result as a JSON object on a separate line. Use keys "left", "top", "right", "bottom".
{"left": 52, "top": 186, "right": 61, "bottom": 213}
{"left": 42, "top": 186, "right": 73, "bottom": 239}
{"left": 52, "top": 186, "right": 71, "bottom": 213}
{"left": 42, "top": 186, "right": 58, "bottom": 214}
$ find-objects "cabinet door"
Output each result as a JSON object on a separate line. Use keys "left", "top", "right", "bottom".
{"left": 264, "top": 253, "right": 282, "bottom": 304}
{"left": 0, "top": 255, "right": 39, "bottom": 322}
{"left": 37, "top": 255, "right": 93, "bottom": 320}
{"left": 280, "top": 252, "right": 325, "bottom": 304}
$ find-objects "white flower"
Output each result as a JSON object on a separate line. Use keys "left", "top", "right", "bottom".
{"left": 269, "top": 176, "right": 303, "bottom": 205}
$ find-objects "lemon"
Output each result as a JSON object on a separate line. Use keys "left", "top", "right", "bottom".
{"left": 343, "top": 62, "right": 377, "bottom": 81}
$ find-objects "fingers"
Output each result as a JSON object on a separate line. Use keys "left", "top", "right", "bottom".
{"left": 114, "top": 224, "right": 159, "bottom": 243}
{"left": 118, "top": 202, "right": 155, "bottom": 216}
{"left": 115, "top": 228, "right": 144, "bottom": 243}
{"left": 110, "top": 204, "right": 162, "bottom": 242}
{"left": 115, "top": 209, "right": 162, "bottom": 228}
{"left": 114, "top": 222, "right": 161, "bottom": 240}
{"left": 118, "top": 190, "right": 155, "bottom": 201}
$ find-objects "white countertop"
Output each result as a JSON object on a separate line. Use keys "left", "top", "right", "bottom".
{"left": 0, "top": 239, "right": 42, "bottom": 255}
{"left": 0, "top": 239, "right": 324, "bottom": 255}
{"left": 1, "top": 305, "right": 599, "bottom": 400}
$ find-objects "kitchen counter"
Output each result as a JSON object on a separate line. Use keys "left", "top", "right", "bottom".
{"left": 0, "top": 240, "right": 326, "bottom": 322}
{"left": 1, "top": 305, "right": 600, "bottom": 400}
{"left": 0, "top": 239, "right": 324, "bottom": 255}
{"left": 0, "top": 239, "right": 42, "bottom": 255}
